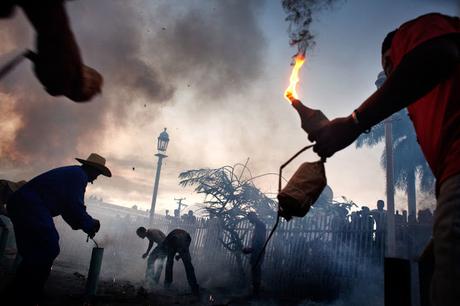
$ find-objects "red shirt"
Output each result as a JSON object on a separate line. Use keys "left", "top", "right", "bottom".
{"left": 390, "top": 13, "right": 460, "bottom": 186}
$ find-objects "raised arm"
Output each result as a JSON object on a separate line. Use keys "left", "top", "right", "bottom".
{"left": 19, "top": 1, "right": 102, "bottom": 102}
{"left": 309, "top": 34, "right": 460, "bottom": 158}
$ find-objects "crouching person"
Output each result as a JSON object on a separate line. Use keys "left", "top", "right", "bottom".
{"left": 161, "top": 229, "right": 199, "bottom": 296}
{"left": 136, "top": 227, "right": 167, "bottom": 288}
{"left": 5, "top": 153, "right": 111, "bottom": 305}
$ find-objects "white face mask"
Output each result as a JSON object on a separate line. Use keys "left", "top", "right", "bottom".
{"left": 278, "top": 160, "right": 327, "bottom": 221}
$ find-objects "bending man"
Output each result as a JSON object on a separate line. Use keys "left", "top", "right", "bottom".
{"left": 160, "top": 229, "right": 199, "bottom": 295}
{"left": 136, "top": 226, "right": 166, "bottom": 288}
{"left": 6, "top": 153, "right": 111, "bottom": 305}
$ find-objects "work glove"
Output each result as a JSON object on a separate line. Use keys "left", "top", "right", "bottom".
{"left": 88, "top": 219, "right": 100, "bottom": 238}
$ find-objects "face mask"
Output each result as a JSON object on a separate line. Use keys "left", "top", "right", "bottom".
{"left": 277, "top": 147, "right": 327, "bottom": 221}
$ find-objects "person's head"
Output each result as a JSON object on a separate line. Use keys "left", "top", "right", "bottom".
{"left": 136, "top": 226, "right": 147, "bottom": 238}
{"left": 165, "top": 209, "right": 169, "bottom": 215}
{"left": 76, "top": 153, "right": 112, "bottom": 184}
{"left": 377, "top": 200, "right": 385, "bottom": 211}
{"left": 361, "top": 206, "right": 370, "bottom": 215}
{"left": 381, "top": 29, "right": 398, "bottom": 77}
{"left": 247, "top": 211, "right": 259, "bottom": 224}
{"left": 188, "top": 210, "right": 194, "bottom": 216}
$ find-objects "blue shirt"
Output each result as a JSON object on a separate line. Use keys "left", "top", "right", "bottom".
{"left": 9, "top": 165, "right": 95, "bottom": 233}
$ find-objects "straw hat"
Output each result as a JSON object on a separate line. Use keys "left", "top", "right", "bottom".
{"left": 76, "top": 153, "right": 112, "bottom": 177}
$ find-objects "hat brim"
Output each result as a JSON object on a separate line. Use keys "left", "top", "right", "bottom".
{"left": 76, "top": 158, "right": 112, "bottom": 177}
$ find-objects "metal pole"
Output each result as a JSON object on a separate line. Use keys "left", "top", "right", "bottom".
{"left": 149, "top": 153, "right": 166, "bottom": 226}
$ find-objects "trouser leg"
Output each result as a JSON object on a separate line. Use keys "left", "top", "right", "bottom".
{"left": 431, "top": 174, "right": 460, "bottom": 306}
{"left": 250, "top": 253, "right": 263, "bottom": 294}
{"left": 145, "top": 251, "right": 158, "bottom": 288}
{"left": 153, "top": 257, "right": 165, "bottom": 284}
{"left": 179, "top": 249, "right": 199, "bottom": 293}
{"left": 8, "top": 225, "right": 60, "bottom": 305}
{"left": 164, "top": 249, "right": 175, "bottom": 287}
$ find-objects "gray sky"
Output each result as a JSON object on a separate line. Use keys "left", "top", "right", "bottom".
{"left": 0, "top": 0, "right": 458, "bottom": 216}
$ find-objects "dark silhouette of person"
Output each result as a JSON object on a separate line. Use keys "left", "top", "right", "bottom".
{"left": 5, "top": 153, "right": 110, "bottom": 305}
{"left": 242, "top": 212, "right": 267, "bottom": 295}
{"left": 371, "top": 200, "right": 386, "bottom": 253}
{"left": 159, "top": 229, "right": 199, "bottom": 295}
{"left": 173, "top": 208, "right": 180, "bottom": 219}
{"left": 136, "top": 227, "right": 166, "bottom": 287}
{"left": 0, "top": 1, "right": 102, "bottom": 102}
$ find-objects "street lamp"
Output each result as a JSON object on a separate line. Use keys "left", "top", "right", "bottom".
{"left": 149, "top": 128, "right": 169, "bottom": 225}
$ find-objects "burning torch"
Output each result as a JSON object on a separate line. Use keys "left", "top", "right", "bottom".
{"left": 277, "top": 53, "right": 330, "bottom": 221}
{"left": 284, "top": 54, "right": 329, "bottom": 136}
{"left": 253, "top": 53, "right": 330, "bottom": 267}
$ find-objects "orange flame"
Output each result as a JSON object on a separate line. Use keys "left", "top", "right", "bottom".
{"left": 284, "top": 54, "right": 306, "bottom": 103}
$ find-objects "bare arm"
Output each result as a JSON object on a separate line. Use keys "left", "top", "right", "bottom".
{"left": 142, "top": 238, "right": 153, "bottom": 258}
{"left": 357, "top": 34, "right": 460, "bottom": 130}
{"left": 309, "top": 34, "right": 460, "bottom": 158}
{"left": 19, "top": 1, "right": 102, "bottom": 102}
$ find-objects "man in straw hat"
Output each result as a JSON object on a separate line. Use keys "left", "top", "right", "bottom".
{"left": 4, "top": 153, "right": 111, "bottom": 305}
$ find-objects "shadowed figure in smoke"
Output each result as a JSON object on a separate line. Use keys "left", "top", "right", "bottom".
{"left": 0, "top": 1, "right": 102, "bottom": 102}
{"left": 242, "top": 212, "right": 267, "bottom": 295}
{"left": 157, "top": 229, "right": 199, "bottom": 296}
{"left": 4, "top": 153, "right": 110, "bottom": 305}
{"left": 136, "top": 226, "right": 166, "bottom": 288}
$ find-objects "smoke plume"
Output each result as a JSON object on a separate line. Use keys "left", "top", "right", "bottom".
{"left": 0, "top": 0, "right": 267, "bottom": 168}
{"left": 282, "top": 0, "right": 343, "bottom": 56}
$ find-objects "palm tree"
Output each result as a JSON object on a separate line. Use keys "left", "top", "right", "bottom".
{"left": 178, "top": 163, "right": 277, "bottom": 282}
{"left": 356, "top": 109, "right": 434, "bottom": 223}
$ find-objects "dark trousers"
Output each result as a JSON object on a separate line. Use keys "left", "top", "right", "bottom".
{"left": 7, "top": 210, "right": 60, "bottom": 305}
{"left": 250, "top": 252, "right": 264, "bottom": 294}
{"left": 164, "top": 247, "right": 198, "bottom": 292}
{"left": 431, "top": 174, "right": 460, "bottom": 306}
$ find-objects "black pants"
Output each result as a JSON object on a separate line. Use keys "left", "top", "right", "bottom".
{"left": 250, "top": 253, "right": 263, "bottom": 294}
{"left": 7, "top": 212, "right": 60, "bottom": 305}
{"left": 164, "top": 247, "right": 198, "bottom": 292}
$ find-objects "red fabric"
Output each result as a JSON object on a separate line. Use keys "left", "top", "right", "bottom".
{"left": 390, "top": 13, "right": 460, "bottom": 186}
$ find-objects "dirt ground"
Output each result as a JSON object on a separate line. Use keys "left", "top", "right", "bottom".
{"left": 1, "top": 257, "right": 327, "bottom": 306}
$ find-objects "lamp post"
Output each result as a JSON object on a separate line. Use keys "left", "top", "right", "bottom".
{"left": 149, "top": 128, "right": 169, "bottom": 226}
{"left": 376, "top": 71, "right": 396, "bottom": 257}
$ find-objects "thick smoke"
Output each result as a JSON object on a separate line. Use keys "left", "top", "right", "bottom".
{"left": 282, "top": 0, "right": 342, "bottom": 56}
{"left": 0, "top": 0, "right": 267, "bottom": 167}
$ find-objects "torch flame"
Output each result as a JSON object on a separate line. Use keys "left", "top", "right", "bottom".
{"left": 284, "top": 54, "right": 306, "bottom": 103}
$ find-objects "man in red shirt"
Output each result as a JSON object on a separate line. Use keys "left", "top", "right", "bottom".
{"left": 308, "top": 13, "right": 460, "bottom": 306}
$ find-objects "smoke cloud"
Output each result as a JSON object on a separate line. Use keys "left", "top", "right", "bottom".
{"left": 0, "top": 0, "right": 267, "bottom": 168}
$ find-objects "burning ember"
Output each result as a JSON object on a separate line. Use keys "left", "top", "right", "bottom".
{"left": 284, "top": 53, "right": 306, "bottom": 103}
